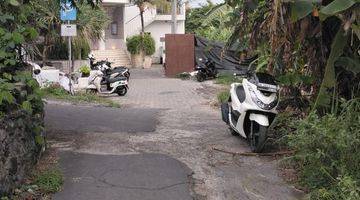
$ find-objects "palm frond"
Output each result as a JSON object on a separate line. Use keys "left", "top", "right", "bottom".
{"left": 202, "top": 3, "right": 231, "bottom": 26}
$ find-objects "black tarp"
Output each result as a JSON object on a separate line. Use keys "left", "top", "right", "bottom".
{"left": 194, "top": 36, "right": 246, "bottom": 73}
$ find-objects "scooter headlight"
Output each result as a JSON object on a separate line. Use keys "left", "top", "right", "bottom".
{"left": 248, "top": 85, "right": 278, "bottom": 110}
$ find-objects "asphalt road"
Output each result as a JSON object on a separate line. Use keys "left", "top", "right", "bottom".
{"left": 46, "top": 67, "right": 303, "bottom": 200}
{"left": 45, "top": 103, "right": 160, "bottom": 133}
{"left": 53, "top": 152, "right": 193, "bottom": 200}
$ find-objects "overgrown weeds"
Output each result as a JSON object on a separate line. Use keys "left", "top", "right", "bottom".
{"left": 285, "top": 99, "right": 360, "bottom": 199}
{"left": 41, "top": 84, "right": 120, "bottom": 108}
{"left": 175, "top": 72, "right": 191, "bottom": 80}
{"left": 215, "top": 73, "right": 240, "bottom": 85}
{"left": 34, "top": 169, "right": 63, "bottom": 193}
{"left": 217, "top": 90, "right": 230, "bottom": 104}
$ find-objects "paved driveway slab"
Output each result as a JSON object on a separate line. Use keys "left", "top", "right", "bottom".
{"left": 45, "top": 103, "right": 160, "bottom": 133}
{"left": 54, "top": 152, "right": 193, "bottom": 200}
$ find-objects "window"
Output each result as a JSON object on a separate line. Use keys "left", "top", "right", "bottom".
{"left": 111, "top": 22, "right": 118, "bottom": 35}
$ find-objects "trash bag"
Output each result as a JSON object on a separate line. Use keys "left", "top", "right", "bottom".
{"left": 194, "top": 36, "right": 246, "bottom": 74}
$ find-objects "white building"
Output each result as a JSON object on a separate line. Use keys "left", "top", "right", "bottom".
{"left": 91, "top": 0, "right": 186, "bottom": 66}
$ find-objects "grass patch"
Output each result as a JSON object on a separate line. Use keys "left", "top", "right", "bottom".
{"left": 41, "top": 84, "right": 120, "bottom": 108}
{"left": 34, "top": 168, "right": 63, "bottom": 193}
{"left": 215, "top": 73, "right": 241, "bottom": 85}
{"left": 175, "top": 72, "right": 191, "bottom": 80}
{"left": 217, "top": 90, "right": 230, "bottom": 104}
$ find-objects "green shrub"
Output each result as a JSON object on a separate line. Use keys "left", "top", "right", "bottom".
{"left": 40, "top": 85, "right": 120, "bottom": 107}
{"left": 43, "top": 39, "right": 91, "bottom": 60}
{"left": 217, "top": 90, "right": 230, "bottom": 103}
{"left": 175, "top": 72, "right": 191, "bottom": 80}
{"left": 79, "top": 65, "right": 91, "bottom": 77}
{"left": 73, "top": 38, "right": 91, "bottom": 60}
{"left": 34, "top": 169, "right": 63, "bottom": 193}
{"left": 126, "top": 34, "right": 156, "bottom": 56}
{"left": 287, "top": 99, "right": 360, "bottom": 199}
{"left": 215, "top": 73, "right": 241, "bottom": 85}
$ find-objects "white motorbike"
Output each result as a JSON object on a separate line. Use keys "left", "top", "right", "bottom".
{"left": 88, "top": 54, "right": 130, "bottom": 80}
{"left": 221, "top": 71, "right": 279, "bottom": 152}
{"left": 87, "top": 68, "right": 128, "bottom": 96}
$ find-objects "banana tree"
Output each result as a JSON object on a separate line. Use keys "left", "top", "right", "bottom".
{"left": 288, "top": 0, "right": 360, "bottom": 109}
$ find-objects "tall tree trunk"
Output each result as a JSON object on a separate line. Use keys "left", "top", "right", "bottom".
{"left": 140, "top": 10, "right": 145, "bottom": 34}
{"left": 139, "top": 6, "right": 145, "bottom": 66}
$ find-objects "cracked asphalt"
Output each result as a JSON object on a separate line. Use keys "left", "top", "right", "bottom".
{"left": 45, "top": 66, "right": 303, "bottom": 200}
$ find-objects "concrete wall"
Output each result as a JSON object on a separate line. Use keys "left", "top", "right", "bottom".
{"left": 145, "top": 21, "right": 185, "bottom": 63}
{"left": 124, "top": 5, "right": 157, "bottom": 39}
{"left": 0, "top": 112, "right": 43, "bottom": 195}
{"left": 34, "top": 60, "right": 89, "bottom": 74}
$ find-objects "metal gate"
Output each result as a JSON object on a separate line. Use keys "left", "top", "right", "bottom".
{"left": 164, "top": 34, "right": 195, "bottom": 77}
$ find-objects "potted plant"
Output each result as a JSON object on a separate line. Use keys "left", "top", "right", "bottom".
{"left": 126, "top": 34, "right": 155, "bottom": 68}
{"left": 79, "top": 65, "right": 91, "bottom": 77}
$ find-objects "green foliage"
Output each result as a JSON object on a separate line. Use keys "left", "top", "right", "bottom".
{"left": 314, "top": 28, "right": 348, "bottom": 110}
{"left": 175, "top": 72, "right": 191, "bottom": 80}
{"left": 126, "top": 34, "right": 155, "bottom": 56}
{"left": 217, "top": 90, "right": 230, "bottom": 103}
{"left": 34, "top": 169, "right": 63, "bottom": 193}
{"left": 287, "top": 99, "right": 360, "bottom": 199}
{"left": 277, "top": 72, "right": 314, "bottom": 87}
{"left": 73, "top": 38, "right": 91, "bottom": 60}
{"left": 290, "top": 0, "right": 314, "bottom": 22}
{"left": 0, "top": 0, "right": 45, "bottom": 120}
{"left": 320, "top": 0, "right": 357, "bottom": 18}
{"left": 32, "top": 0, "right": 109, "bottom": 61}
{"left": 42, "top": 39, "right": 91, "bottom": 60}
{"left": 79, "top": 65, "right": 91, "bottom": 76}
{"left": 215, "top": 73, "right": 241, "bottom": 85}
{"left": 41, "top": 84, "right": 121, "bottom": 108}
{"left": 186, "top": 3, "right": 233, "bottom": 42}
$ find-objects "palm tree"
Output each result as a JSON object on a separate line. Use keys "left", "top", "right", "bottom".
{"left": 130, "top": 0, "right": 153, "bottom": 34}
{"left": 32, "top": 0, "right": 109, "bottom": 62}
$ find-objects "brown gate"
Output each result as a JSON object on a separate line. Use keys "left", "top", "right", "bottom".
{"left": 164, "top": 34, "right": 195, "bottom": 77}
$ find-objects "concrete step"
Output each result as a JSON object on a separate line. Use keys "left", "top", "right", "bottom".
{"left": 92, "top": 49, "right": 131, "bottom": 67}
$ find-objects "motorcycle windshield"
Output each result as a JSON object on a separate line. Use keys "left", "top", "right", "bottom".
{"left": 255, "top": 73, "right": 278, "bottom": 92}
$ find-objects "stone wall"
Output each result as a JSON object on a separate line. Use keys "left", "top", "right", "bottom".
{"left": 0, "top": 111, "right": 43, "bottom": 195}
{"left": 34, "top": 60, "right": 89, "bottom": 74}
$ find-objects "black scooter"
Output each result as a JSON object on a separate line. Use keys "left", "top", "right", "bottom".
{"left": 88, "top": 54, "right": 130, "bottom": 80}
{"left": 194, "top": 58, "right": 217, "bottom": 82}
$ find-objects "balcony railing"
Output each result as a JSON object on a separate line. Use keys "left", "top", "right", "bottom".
{"left": 156, "top": 3, "right": 182, "bottom": 15}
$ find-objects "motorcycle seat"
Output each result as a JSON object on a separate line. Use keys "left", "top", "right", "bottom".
{"left": 107, "top": 76, "right": 127, "bottom": 83}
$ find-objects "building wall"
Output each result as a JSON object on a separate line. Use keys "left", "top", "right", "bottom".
{"left": 92, "top": 2, "right": 186, "bottom": 64}
{"left": 145, "top": 21, "right": 185, "bottom": 63}
{"left": 104, "top": 5, "right": 125, "bottom": 49}
{"left": 124, "top": 5, "right": 157, "bottom": 39}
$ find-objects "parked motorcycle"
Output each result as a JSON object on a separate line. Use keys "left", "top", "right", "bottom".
{"left": 88, "top": 54, "right": 130, "bottom": 80}
{"left": 194, "top": 57, "right": 217, "bottom": 82}
{"left": 87, "top": 67, "right": 128, "bottom": 96}
{"left": 221, "top": 63, "right": 279, "bottom": 152}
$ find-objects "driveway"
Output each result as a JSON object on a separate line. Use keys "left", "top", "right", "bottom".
{"left": 46, "top": 66, "right": 303, "bottom": 200}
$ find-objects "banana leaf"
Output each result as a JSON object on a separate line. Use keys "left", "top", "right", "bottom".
{"left": 335, "top": 56, "right": 360, "bottom": 75}
{"left": 313, "top": 28, "right": 348, "bottom": 110}
{"left": 320, "top": 0, "right": 357, "bottom": 20}
{"left": 290, "top": 0, "right": 313, "bottom": 22}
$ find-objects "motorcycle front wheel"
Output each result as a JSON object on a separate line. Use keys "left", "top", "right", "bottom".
{"left": 249, "top": 121, "right": 267, "bottom": 152}
{"left": 196, "top": 72, "right": 205, "bottom": 82}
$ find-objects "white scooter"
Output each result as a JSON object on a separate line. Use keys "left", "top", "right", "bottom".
{"left": 87, "top": 68, "right": 128, "bottom": 96}
{"left": 221, "top": 70, "right": 279, "bottom": 152}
